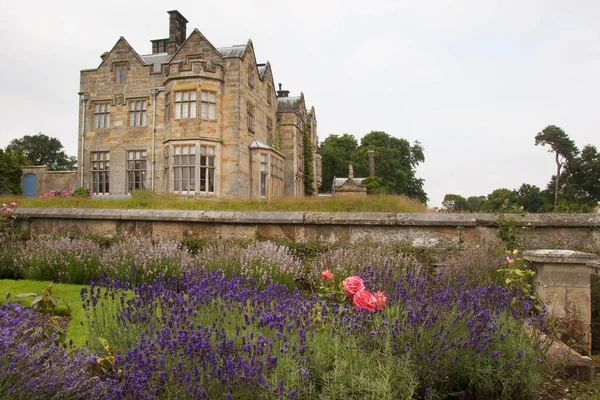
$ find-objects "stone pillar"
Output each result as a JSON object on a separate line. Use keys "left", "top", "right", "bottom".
{"left": 368, "top": 150, "right": 375, "bottom": 177}
{"left": 523, "top": 250, "right": 600, "bottom": 356}
{"left": 348, "top": 163, "right": 354, "bottom": 180}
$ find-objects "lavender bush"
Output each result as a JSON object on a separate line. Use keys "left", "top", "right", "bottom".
{"left": 100, "top": 237, "right": 195, "bottom": 284}
{"left": 17, "top": 237, "right": 105, "bottom": 284}
{"left": 0, "top": 302, "right": 109, "bottom": 399}
{"left": 79, "top": 263, "right": 549, "bottom": 399}
{"left": 196, "top": 241, "right": 304, "bottom": 287}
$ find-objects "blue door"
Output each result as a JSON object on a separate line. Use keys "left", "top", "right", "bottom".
{"left": 23, "top": 174, "right": 36, "bottom": 197}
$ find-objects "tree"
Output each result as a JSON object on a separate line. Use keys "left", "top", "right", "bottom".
{"left": 6, "top": 133, "right": 76, "bottom": 171}
{"left": 515, "top": 184, "right": 550, "bottom": 213}
{"left": 467, "top": 196, "right": 487, "bottom": 212}
{"left": 485, "top": 188, "right": 519, "bottom": 212}
{"left": 535, "top": 125, "right": 579, "bottom": 208}
{"left": 442, "top": 194, "right": 471, "bottom": 212}
{"left": 353, "top": 131, "right": 427, "bottom": 203}
{"left": 0, "top": 147, "right": 30, "bottom": 194}
{"left": 319, "top": 134, "right": 358, "bottom": 193}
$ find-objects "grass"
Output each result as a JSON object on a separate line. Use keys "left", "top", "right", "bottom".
{"left": 0, "top": 279, "right": 89, "bottom": 348}
{"left": 1, "top": 191, "right": 429, "bottom": 213}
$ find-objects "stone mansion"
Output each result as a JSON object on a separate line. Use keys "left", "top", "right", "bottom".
{"left": 77, "top": 10, "right": 322, "bottom": 198}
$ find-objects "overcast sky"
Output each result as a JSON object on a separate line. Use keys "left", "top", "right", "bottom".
{"left": 1, "top": 0, "right": 598, "bottom": 206}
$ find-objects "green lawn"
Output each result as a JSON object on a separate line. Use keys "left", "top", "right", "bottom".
{"left": 0, "top": 279, "right": 89, "bottom": 348}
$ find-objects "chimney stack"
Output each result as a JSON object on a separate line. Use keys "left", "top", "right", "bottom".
{"left": 166, "top": 10, "right": 188, "bottom": 55}
{"left": 368, "top": 150, "right": 375, "bottom": 177}
{"left": 348, "top": 163, "right": 354, "bottom": 180}
{"left": 276, "top": 83, "right": 290, "bottom": 98}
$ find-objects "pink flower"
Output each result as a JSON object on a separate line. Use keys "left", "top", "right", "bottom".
{"left": 9, "top": 202, "right": 17, "bottom": 208}
{"left": 321, "top": 270, "right": 333, "bottom": 281}
{"left": 342, "top": 276, "right": 365, "bottom": 297}
{"left": 1, "top": 204, "right": 6, "bottom": 209}
{"left": 506, "top": 256, "right": 515, "bottom": 264}
{"left": 353, "top": 289, "right": 377, "bottom": 311}
{"left": 374, "top": 291, "right": 386, "bottom": 310}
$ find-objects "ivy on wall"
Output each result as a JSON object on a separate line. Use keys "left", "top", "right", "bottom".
{"left": 303, "top": 129, "right": 314, "bottom": 196}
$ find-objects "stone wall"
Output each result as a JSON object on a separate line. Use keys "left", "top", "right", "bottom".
{"left": 14, "top": 209, "right": 600, "bottom": 254}
{"left": 21, "top": 166, "right": 78, "bottom": 197}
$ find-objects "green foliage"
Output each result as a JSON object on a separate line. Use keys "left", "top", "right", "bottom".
{"left": 272, "top": 121, "right": 281, "bottom": 151}
{"left": 319, "top": 131, "right": 427, "bottom": 202}
{"left": 355, "top": 131, "right": 427, "bottom": 203}
{"left": 535, "top": 125, "right": 579, "bottom": 207}
{"left": 497, "top": 250, "right": 540, "bottom": 311}
{"left": 16, "top": 281, "right": 70, "bottom": 343}
{"left": 73, "top": 187, "right": 91, "bottom": 198}
{"left": 0, "top": 148, "right": 30, "bottom": 194}
{"left": 467, "top": 195, "right": 487, "bottom": 212}
{"left": 496, "top": 213, "right": 533, "bottom": 251}
{"left": 308, "top": 332, "right": 418, "bottom": 399}
{"left": 6, "top": 133, "right": 76, "bottom": 171}
{"left": 303, "top": 129, "right": 315, "bottom": 196}
{"left": 442, "top": 193, "right": 471, "bottom": 212}
{"left": 319, "top": 134, "right": 358, "bottom": 193}
{"left": 361, "top": 176, "right": 392, "bottom": 195}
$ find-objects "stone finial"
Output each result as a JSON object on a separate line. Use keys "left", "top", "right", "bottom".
{"left": 348, "top": 163, "right": 354, "bottom": 179}
{"left": 368, "top": 150, "right": 375, "bottom": 177}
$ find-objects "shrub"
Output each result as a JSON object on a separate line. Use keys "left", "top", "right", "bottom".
{"left": 16, "top": 237, "right": 105, "bottom": 284}
{"left": 0, "top": 302, "right": 108, "bottom": 399}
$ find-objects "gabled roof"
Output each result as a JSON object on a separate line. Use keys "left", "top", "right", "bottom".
{"left": 168, "top": 28, "right": 223, "bottom": 64}
{"left": 277, "top": 95, "right": 305, "bottom": 112}
{"left": 217, "top": 44, "right": 248, "bottom": 58}
{"left": 97, "top": 37, "right": 146, "bottom": 70}
{"left": 249, "top": 139, "right": 285, "bottom": 158}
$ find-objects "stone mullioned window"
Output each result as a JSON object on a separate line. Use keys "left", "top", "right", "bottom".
{"left": 91, "top": 151, "right": 110, "bottom": 195}
{"left": 129, "top": 100, "right": 147, "bottom": 127}
{"left": 127, "top": 150, "right": 147, "bottom": 192}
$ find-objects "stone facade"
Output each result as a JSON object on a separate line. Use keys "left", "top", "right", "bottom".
{"left": 78, "top": 10, "right": 321, "bottom": 199}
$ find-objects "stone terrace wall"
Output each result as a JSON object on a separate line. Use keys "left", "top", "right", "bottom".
{"left": 14, "top": 208, "right": 600, "bottom": 254}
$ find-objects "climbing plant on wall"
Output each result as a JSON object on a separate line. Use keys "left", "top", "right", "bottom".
{"left": 303, "top": 129, "right": 314, "bottom": 196}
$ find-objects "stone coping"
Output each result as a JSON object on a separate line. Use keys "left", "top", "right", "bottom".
{"left": 13, "top": 208, "right": 600, "bottom": 227}
{"left": 523, "top": 249, "right": 600, "bottom": 265}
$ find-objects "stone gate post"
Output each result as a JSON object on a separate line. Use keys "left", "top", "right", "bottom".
{"left": 523, "top": 250, "right": 600, "bottom": 356}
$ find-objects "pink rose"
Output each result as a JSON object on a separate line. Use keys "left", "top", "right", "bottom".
{"left": 342, "top": 276, "right": 365, "bottom": 297}
{"left": 9, "top": 202, "right": 17, "bottom": 208}
{"left": 321, "top": 270, "right": 333, "bottom": 281}
{"left": 374, "top": 291, "right": 386, "bottom": 310}
{"left": 353, "top": 289, "right": 377, "bottom": 312}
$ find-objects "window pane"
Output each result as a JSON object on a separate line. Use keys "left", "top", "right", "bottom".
{"left": 208, "top": 104, "right": 215, "bottom": 119}
{"left": 175, "top": 92, "right": 182, "bottom": 101}
{"left": 190, "top": 102, "right": 196, "bottom": 118}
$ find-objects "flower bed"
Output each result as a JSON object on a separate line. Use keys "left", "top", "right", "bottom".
{"left": 2, "top": 258, "right": 551, "bottom": 399}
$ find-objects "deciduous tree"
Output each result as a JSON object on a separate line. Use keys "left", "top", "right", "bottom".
{"left": 6, "top": 133, "right": 75, "bottom": 171}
